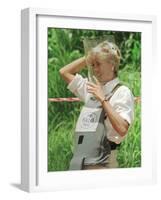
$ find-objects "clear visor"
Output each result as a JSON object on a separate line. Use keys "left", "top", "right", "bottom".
{"left": 83, "top": 36, "right": 115, "bottom": 84}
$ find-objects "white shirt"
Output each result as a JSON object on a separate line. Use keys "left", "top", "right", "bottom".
{"left": 67, "top": 74, "right": 134, "bottom": 144}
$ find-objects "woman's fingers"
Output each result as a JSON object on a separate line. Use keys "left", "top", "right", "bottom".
{"left": 92, "top": 76, "right": 100, "bottom": 86}
{"left": 87, "top": 76, "right": 101, "bottom": 88}
{"left": 87, "top": 85, "right": 97, "bottom": 94}
{"left": 87, "top": 82, "right": 96, "bottom": 87}
{"left": 87, "top": 86, "right": 96, "bottom": 91}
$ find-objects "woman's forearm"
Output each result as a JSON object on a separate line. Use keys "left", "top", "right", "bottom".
{"left": 59, "top": 56, "right": 86, "bottom": 83}
{"left": 102, "top": 100, "right": 129, "bottom": 137}
{"left": 86, "top": 81, "right": 129, "bottom": 137}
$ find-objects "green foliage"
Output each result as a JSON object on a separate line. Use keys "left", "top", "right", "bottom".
{"left": 48, "top": 28, "right": 141, "bottom": 171}
{"left": 117, "top": 104, "right": 141, "bottom": 167}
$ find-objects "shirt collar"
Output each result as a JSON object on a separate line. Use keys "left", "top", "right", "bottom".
{"left": 102, "top": 77, "right": 120, "bottom": 96}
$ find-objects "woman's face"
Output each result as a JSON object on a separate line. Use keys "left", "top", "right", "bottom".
{"left": 88, "top": 53, "right": 114, "bottom": 82}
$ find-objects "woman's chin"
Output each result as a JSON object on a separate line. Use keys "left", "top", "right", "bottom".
{"left": 99, "top": 77, "right": 109, "bottom": 84}
{"left": 94, "top": 75, "right": 108, "bottom": 84}
{"left": 97, "top": 78, "right": 106, "bottom": 84}
{"left": 95, "top": 75, "right": 101, "bottom": 80}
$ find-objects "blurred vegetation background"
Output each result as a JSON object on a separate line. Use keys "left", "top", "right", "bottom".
{"left": 48, "top": 28, "right": 141, "bottom": 171}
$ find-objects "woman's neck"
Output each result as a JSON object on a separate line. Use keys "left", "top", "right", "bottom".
{"left": 100, "top": 74, "right": 116, "bottom": 85}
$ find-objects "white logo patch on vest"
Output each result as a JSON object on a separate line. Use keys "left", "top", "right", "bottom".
{"left": 75, "top": 106, "right": 102, "bottom": 132}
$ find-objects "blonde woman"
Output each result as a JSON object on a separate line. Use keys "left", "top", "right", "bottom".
{"left": 60, "top": 41, "right": 134, "bottom": 169}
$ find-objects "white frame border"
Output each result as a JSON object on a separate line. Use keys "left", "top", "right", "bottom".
{"left": 21, "top": 8, "right": 157, "bottom": 192}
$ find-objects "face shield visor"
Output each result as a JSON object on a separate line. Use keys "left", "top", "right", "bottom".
{"left": 83, "top": 36, "right": 120, "bottom": 84}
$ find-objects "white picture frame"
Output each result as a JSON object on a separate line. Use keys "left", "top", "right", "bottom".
{"left": 21, "top": 7, "right": 157, "bottom": 192}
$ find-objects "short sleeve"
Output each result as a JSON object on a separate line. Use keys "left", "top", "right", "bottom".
{"left": 111, "top": 86, "right": 134, "bottom": 125}
{"left": 67, "top": 73, "right": 88, "bottom": 102}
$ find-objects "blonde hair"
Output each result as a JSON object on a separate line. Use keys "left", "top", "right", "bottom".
{"left": 88, "top": 41, "right": 121, "bottom": 76}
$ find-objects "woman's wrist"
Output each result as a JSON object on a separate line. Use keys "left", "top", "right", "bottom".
{"left": 79, "top": 56, "right": 87, "bottom": 69}
{"left": 71, "top": 56, "right": 86, "bottom": 73}
{"left": 100, "top": 97, "right": 107, "bottom": 104}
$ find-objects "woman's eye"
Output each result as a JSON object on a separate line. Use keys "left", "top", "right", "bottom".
{"left": 96, "top": 62, "right": 100, "bottom": 66}
{"left": 90, "top": 61, "right": 100, "bottom": 68}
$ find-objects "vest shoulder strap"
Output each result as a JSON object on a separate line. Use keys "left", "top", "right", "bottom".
{"left": 107, "top": 83, "right": 123, "bottom": 101}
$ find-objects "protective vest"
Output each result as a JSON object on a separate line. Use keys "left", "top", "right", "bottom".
{"left": 69, "top": 83, "right": 122, "bottom": 170}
